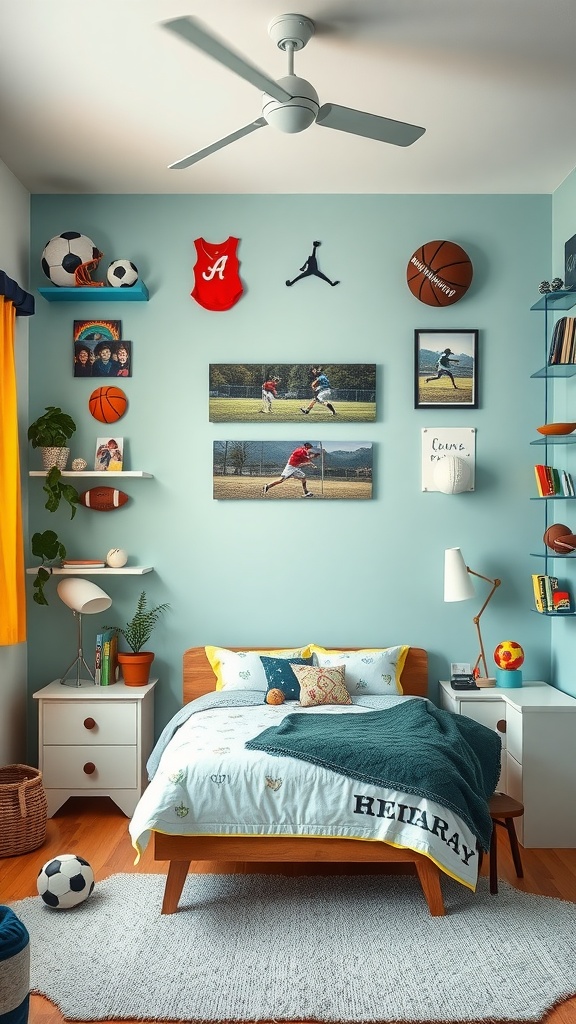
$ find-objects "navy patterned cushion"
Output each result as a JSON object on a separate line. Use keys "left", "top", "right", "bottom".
{"left": 260, "top": 655, "right": 314, "bottom": 701}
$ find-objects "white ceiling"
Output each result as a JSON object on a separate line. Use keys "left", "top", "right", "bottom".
{"left": 1, "top": 0, "right": 575, "bottom": 196}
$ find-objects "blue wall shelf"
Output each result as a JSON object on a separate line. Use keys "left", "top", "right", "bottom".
{"left": 39, "top": 280, "right": 149, "bottom": 302}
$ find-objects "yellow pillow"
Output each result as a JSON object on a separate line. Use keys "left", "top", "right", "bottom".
{"left": 205, "top": 645, "right": 312, "bottom": 691}
{"left": 309, "top": 645, "right": 409, "bottom": 695}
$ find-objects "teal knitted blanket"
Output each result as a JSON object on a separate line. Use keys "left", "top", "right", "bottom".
{"left": 246, "top": 701, "right": 501, "bottom": 850}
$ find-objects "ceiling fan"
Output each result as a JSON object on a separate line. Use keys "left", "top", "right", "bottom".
{"left": 162, "top": 13, "right": 426, "bottom": 169}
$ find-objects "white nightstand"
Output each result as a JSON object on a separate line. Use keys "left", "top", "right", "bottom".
{"left": 438, "top": 679, "right": 576, "bottom": 848}
{"left": 33, "top": 679, "right": 157, "bottom": 818}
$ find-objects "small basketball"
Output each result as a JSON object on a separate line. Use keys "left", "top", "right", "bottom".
{"left": 88, "top": 386, "right": 127, "bottom": 423}
{"left": 543, "top": 523, "right": 572, "bottom": 553}
{"left": 406, "top": 240, "right": 473, "bottom": 306}
{"left": 266, "top": 688, "right": 285, "bottom": 705}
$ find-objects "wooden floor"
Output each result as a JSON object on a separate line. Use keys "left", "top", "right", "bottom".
{"left": 2, "top": 797, "right": 576, "bottom": 1024}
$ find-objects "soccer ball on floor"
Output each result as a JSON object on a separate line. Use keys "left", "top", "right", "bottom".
{"left": 37, "top": 854, "right": 95, "bottom": 909}
{"left": 493, "top": 641, "right": 525, "bottom": 672}
{"left": 107, "top": 259, "right": 138, "bottom": 287}
{"left": 41, "top": 231, "right": 100, "bottom": 287}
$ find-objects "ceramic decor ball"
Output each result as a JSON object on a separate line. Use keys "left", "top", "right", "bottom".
{"left": 106, "top": 548, "right": 128, "bottom": 568}
{"left": 72, "top": 458, "right": 87, "bottom": 471}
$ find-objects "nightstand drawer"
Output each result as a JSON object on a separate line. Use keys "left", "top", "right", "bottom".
{"left": 456, "top": 699, "right": 507, "bottom": 749}
{"left": 43, "top": 701, "right": 137, "bottom": 745}
{"left": 42, "top": 745, "right": 137, "bottom": 789}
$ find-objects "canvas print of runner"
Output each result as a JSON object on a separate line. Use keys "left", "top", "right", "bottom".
{"left": 213, "top": 441, "right": 373, "bottom": 500}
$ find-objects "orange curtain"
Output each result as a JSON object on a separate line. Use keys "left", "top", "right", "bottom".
{"left": 0, "top": 295, "right": 26, "bottom": 644}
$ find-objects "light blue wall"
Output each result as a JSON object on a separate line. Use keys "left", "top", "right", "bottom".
{"left": 550, "top": 168, "right": 576, "bottom": 693}
{"left": 28, "top": 193, "right": 555, "bottom": 749}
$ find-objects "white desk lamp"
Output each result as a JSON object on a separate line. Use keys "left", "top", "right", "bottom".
{"left": 57, "top": 578, "right": 112, "bottom": 687}
{"left": 444, "top": 547, "right": 501, "bottom": 684}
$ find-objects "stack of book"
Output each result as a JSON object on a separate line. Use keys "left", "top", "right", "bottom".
{"left": 534, "top": 464, "right": 575, "bottom": 497}
{"left": 548, "top": 317, "right": 576, "bottom": 365}
{"left": 531, "top": 574, "right": 572, "bottom": 613}
{"left": 94, "top": 629, "right": 118, "bottom": 685}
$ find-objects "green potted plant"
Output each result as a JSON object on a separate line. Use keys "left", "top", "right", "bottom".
{"left": 28, "top": 405, "right": 76, "bottom": 470}
{"left": 104, "top": 591, "right": 169, "bottom": 686}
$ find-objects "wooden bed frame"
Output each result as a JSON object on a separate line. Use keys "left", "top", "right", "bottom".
{"left": 154, "top": 645, "right": 446, "bottom": 916}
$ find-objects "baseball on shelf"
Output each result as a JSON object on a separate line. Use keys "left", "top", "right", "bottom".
{"left": 106, "top": 548, "right": 128, "bottom": 568}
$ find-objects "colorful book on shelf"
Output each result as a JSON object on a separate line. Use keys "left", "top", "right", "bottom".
{"left": 100, "top": 629, "right": 117, "bottom": 686}
{"left": 534, "top": 464, "right": 555, "bottom": 496}
{"left": 531, "top": 573, "right": 545, "bottom": 612}
{"left": 62, "top": 559, "right": 106, "bottom": 568}
{"left": 94, "top": 632, "right": 103, "bottom": 684}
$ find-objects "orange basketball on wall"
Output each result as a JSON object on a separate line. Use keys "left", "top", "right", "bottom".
{"left": 89, "top": 386, "right": 127, "bottom": 423}
{"left": 407, "top": 240, "right": 473, "bottom": 306}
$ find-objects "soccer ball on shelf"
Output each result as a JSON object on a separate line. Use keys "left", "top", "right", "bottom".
{"left": 41, "top": 232, "right": 101, "bottom": 287}
{"left": 37, "top": 853, "right": 95, "bottom": 909}
{"left": 493, "top": 640, "right": 525, "bottom": 672}
{"left": 107, "top": 259, "right": 138, "bottom": 287}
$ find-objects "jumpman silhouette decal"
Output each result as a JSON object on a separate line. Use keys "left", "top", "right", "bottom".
{"left": 286, "top": 241, "right": 340, "bottom": 287}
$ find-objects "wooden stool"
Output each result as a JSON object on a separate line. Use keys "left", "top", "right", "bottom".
{"left": 488, "top": 792, "right": 524, "bottom": 894}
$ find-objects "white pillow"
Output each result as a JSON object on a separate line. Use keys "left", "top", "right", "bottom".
{"left": 309, "top": 645, "right": 409, "bottom": 695}
{"left": 205, "top": 646, "right": 311, "bottom": 691}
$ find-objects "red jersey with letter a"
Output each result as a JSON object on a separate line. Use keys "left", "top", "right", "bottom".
{"left": 191, "top": 236, "right": 243, "bottom": 311}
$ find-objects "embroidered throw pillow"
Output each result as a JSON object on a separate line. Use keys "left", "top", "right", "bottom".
{"left": 291, "top": 664, "right": 352, "bottom": 707}
{"left": 260, "top": 655, "right": 314, "bottom": 700}
{"left": 205, "top": 646, "right": 312, "bottom": 691}
{"left": 309, "top": 645, "right": 409, "bottom": 695}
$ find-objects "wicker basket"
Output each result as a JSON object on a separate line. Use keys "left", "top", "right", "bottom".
{"left": 0, "top": 764, "right": 47, "bottom": 858}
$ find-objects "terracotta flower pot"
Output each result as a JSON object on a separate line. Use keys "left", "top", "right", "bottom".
{"left": 118, "top": 651, "right": 154, "bottom": 686}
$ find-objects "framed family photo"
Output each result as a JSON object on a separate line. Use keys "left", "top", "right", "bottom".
{"left": 414, "top": 330, "right": 478, "bottom": 409}
{"left": 209, "top": 364, "right": 376, "bottom": 423}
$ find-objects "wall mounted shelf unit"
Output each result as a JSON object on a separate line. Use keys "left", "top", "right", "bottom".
{"left": 26, "top": 567, "right": 153, "bottom": 576}
{"left": 38, "top": 281, "right": 149, "bottom": 302}
{"left": 29, "top": 471, "right": 153, "bottom": 478}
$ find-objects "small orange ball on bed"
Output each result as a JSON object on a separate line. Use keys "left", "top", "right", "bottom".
{"left": 266, "top": 688, "right": 285, "bottom": 705}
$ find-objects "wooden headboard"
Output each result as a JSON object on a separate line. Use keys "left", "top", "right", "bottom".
{"left": 183, "top": 646, "right": 428, "bottom": 704}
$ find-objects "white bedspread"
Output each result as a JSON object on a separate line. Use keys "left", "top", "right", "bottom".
{"left": 129, "top": 698, "right": 480, "bottom": 889}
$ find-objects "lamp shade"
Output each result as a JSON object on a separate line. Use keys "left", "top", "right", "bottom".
{"left": 57, "top": 578, "right": 112, "bottom": 615}
{"left": 444, "top": 548, "right": 475, "bottom": 602}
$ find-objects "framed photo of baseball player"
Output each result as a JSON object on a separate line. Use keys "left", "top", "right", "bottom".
{"left": 213, "top": 441, "right": 373, "bottom": 500}
{"left": 209, "top": 364, "right": 376, "bottom": 423}
{"left": 414, "top": 329, "right": 478, "bottom": 409}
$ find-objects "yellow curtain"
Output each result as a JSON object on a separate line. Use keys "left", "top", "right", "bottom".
{"left": 0, "top": 295, "right": 26, "bottom": 644}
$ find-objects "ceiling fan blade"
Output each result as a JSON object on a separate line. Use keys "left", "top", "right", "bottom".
{"left": 168, "top": 118, "right": 267, "bottom": 170}
{"left": 317, "top": 103, "right": 425, "bottom": 147}
{"left": 162, "top": 17, "right": 293, "bottom": 105}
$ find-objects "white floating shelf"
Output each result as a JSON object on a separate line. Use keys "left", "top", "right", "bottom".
{"left": 26, "top": 566, "right": 154, "bottom": 575}
{"left": 29, "top": 471, "right": 153, "bottom": 478}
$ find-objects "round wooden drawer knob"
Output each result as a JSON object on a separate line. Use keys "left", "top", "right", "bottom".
{"left": 496, "top": 719, "right": 507, "bottom": 733}
{"left": 83, "top": 762, "right": 96, "bottom": 775}
{"left": 83, "top": 717, "right": 96, "bottom": 730}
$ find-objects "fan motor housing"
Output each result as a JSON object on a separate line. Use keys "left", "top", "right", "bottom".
{"left": 262, "top": 75, "right": 319, "bottom": 133}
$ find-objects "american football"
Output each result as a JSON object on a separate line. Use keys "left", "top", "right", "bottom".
{"left": 79, "top": 487, "right": 129, "bottom": 511}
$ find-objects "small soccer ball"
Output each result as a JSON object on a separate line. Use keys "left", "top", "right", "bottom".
{"left": 266, "top": 688, "right": 285, "bottom": 705}
{"left": 37, "top": 854, "right": 95, "bottom": 909}
{"left": 41, "top": 232, "right": 100, "bottom": 287}
{"left": 107, "top": 259, "right": 138, "bottom": 287}
{"left": 493, "top": 641, "right": 525, "bottom": 672}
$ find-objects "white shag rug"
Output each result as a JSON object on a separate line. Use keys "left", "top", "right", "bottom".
{"left": 10, "top": 871, "right": 576, "bottom": 1022}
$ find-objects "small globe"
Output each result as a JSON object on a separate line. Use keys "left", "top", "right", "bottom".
{"left": 494, "top": 641, "right": 524, "bottom": 671}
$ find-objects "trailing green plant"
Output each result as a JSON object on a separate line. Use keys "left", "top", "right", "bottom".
{"left": 104, "top": 591, "right": 169, "bottom": 654}
{"left": 31, "top": 529, "right": 67, "bottom": 606}
{"left": 28, "top": 406, "right": 76, "bottom": 448}
{"left": 43, "top": 466, "right": 80, "bottom": 518}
